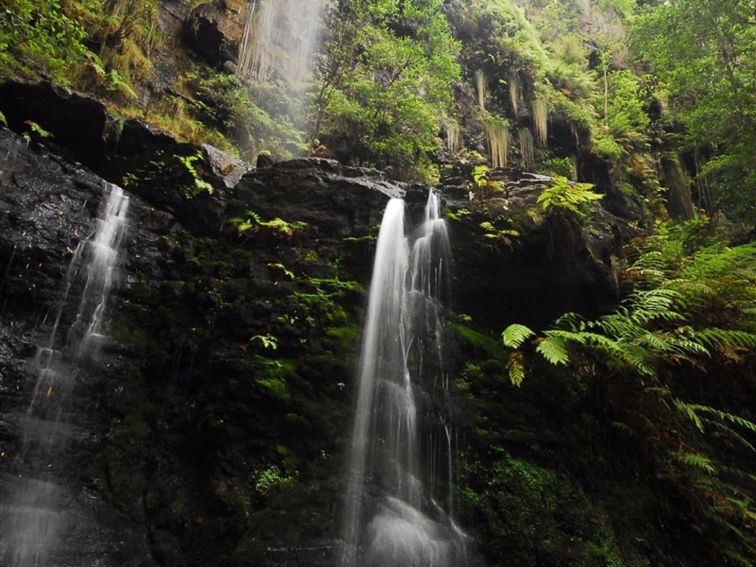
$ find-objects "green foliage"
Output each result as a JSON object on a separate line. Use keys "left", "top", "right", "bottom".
{"left": 535, "top": 335, "right": 570, "bottom": 366}
{"left": 498, "top": 220, "right": 756, "bottom": 558}
{"left": 176, "top": 152, "right": 214, "bottom": 197}
{"left": 537, "top": 176, "right": 603, "bottom": 216}
{"left": 0, "top": 110, "right": 8, "bottom": 128}
{"left": 472, "top": 165, "right": 504, "bottom": 193}
{"left": 251, "top": 334, "right": 279, "bottom": 351}
{"left": 632, "top": 0, "right": 756, "bottom": 222}
{"left": 254, "top": 465, "right": 294, "bottom": 494}
{"left": 676, "top": 451, "right": 717, "bottom": 475}
{"left": 316, "top": 0, "right": 461, "bottom": 180}
{"left": 254, "top": 356, "right": 296, "bottom": 401}
{"left": 501, "top": 324, "right": 535, "bottom": 349}
{"left": 541, "top": 156, "right": 574, "bottom": 179}
{"left": 0, "top": 0, "right": 92, "bottom": 83}
{"left": 22, "top": 120, "right": 54, "bottom": 143}
{"left": 228, "top": 210, "right": 308, "bottom": 239}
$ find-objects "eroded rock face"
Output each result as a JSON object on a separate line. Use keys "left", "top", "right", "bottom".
{"left": 439, "top": 165, "right": 638, "bottom": 327}
{"left": 184, "top": 1, "right": 247, "bottom": 67}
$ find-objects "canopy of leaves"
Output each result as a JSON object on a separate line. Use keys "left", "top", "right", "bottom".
{"left": 315, "top": 0, "right": 461, "bottom": 180}
{"left": 632, "top": 0, "right": 756, "bottom": 223}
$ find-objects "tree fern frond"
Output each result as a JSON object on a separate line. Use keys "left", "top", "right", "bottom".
{"left": 501, "top": 324, "right": 535, "bottom": 349}
{"left": 675, "top": 451, "right": 717, "bottom": 475}
{"left": 668, "top": 337, "right": 710, "bottom": 357}
{"left": 674, "top": 399, "right": 705, "bottom": 432}
{"left": 689, "top": 404, "right": 756, "bottom": 434}
{"left": 695, "top": 328, "right": 756, "bottom": 352}
{"left": 536, "top": 336, "right": 570, "bottom": 366}
{"left": 720, "top": 465, "right": 756, "bottom": 486}
{"left": 507, "top": 351, "right": 525, "bottom": 387}
{"left": 613, "top": 341, "right": 656, "bottom": 376}
{"left": 706, "top": 420, "right": 756, "bottom": 453}
{"left": 554, "top": 312, "right": 586, "bottom": 331}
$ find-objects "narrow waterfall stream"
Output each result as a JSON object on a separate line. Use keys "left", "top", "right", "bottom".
{"left": 0, "top": 184, "right": 129, "bottom": 566}
{"left": 341, "top": 191, "right": 467, "bottom": 567}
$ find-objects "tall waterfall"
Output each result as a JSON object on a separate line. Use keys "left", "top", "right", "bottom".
{"left": 238, "top": 0, "right": 326, "bottom": 88}
{"left": 340, "top": 191, "right": 467, "bottom": 567}
{"left": 0, "top": 184, "right": 129, "bottom": 566}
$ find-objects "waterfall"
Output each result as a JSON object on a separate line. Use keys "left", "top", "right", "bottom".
{"left": 340, "top": 191, "right": 467, "bottom": 567}
{"left": 0, "top": 184, "right": 129, "bottom": 566}
{"left": 532, "top": 96, "right": 549, "bottom": 147}
{"left": 509, "top": 71, "right": 520, "bottom": 116}
{"left": 475, "top": 70, "right": 487, "bottom": 113}
{"left": 519, "top": 127, "right": 535, "bottom": 171}
{"left": 485, "top": 117, "right": 510, "bottom": 168}
{"left": 442, "top": 119, "right": 461, "bottom": 154}
{"left": 238, "top": 0, "right": 326, "bottom": 87}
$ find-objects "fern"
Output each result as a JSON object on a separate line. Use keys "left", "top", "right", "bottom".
{"left": 676, "top": 452, "right": 717, "bottom": 475}
{"left": 673, "top": 399, "right": 704, "bottom": 432}
{"left": 507, "top": 351, "right": 525, "bottom": 387}
{"left": 694, "top": 328, "right": 756, "bottom": 352}
{"left": 536, "top": 336, "right": 570, "bottom": 365}
{"left": 688, "top": 404, "right": 756, "bottom": 434}
{"left": 501, "top": 324, "right": 535, "bottom": 348}
{"left": 537, "top": 176, "right": 603, "bottom": 216}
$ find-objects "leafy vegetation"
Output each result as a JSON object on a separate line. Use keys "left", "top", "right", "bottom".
{"left": 315, "top": 0, "right": 461, "bottom": 180}
{"left": 536, "top": 176, "right": 603, "bottom": 216}
{"left": 499, "top": 221, "right": 756, "bottom": 560}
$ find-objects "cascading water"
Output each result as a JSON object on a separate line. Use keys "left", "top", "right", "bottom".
{"left": 239, "top": 0, "right": 325, "bottom": 86}
{"left": 340, "top": 191, "right": 467, "bottom": 567}
{"left": 0, "top": 184, "right": 129, "bottom": 566}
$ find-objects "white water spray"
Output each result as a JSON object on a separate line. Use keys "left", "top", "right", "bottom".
{"left": 238, "top": 0, "right": 326, "bottom": 87}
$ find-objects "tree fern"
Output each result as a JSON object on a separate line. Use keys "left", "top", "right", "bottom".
{"left": 535, "top": 336, "right": 570, "bottom": 365}
{"left": 676, "top": 451, "right": 717, "bottom": 475}
{"left": 507, "top": 352, "right": 525, "bottom": 387}
{"left": 694, "top": 328, "right": 756, "bottom": 352}
{"left": 501, "top": 324, "right": 535, "bottom": 349}
{"left": 688, "top": 404, "right": 756, "bottom": 434}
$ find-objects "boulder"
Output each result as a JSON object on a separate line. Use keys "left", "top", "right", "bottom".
{"left": 183, "top": 1, "right": 247, "bottom": 67}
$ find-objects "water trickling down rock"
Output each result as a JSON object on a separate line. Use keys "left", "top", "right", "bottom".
{"left": 0, "top": 184, "right": 129, "bottom": 566}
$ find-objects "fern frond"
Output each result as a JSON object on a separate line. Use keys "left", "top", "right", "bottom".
{"left": 674, "top": 399, "right": 705, "bottom": 432}
{"left": 676, "top": 451, "right": 717, "bottom": 475}
{"left": 689, "top": 404, "right": 756, "bottom": 434}
{"left": 507, "top": 351, "right": 526, "bottom": 387}
{"left": 554, "top": 312, "right": 586, "bottom": 331}
{"left": 694, "top": 328, "right": 756, "bottom": 352}
{"left": 706, "top": 420, "right": 756, "bottom": 453}
{"left": 501, "top": 324, "right": 535, "bottom": 349}
{"left": 536, "top": 336, "right": 570, "bottom": 365}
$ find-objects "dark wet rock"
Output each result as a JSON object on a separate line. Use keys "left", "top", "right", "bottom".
{"left": 234, "top": 157, "right": 402, "bottom": 238}
{"left": 0, "top": 124, "right": 400, "bottom": 566}
{"left": 0, "top": 88, "right": 648, "bottom": 565}
{"left": 257, "top": 152, "right": 274, "bottom": 168}
{"left": 184, "top": 1, "right": 247, "bottom": 67}
{"left": 0, "top": 128, "right": 154, "bottom": 565}
{"left": 439, "top": 166, "right": 638, "bottom": 327}
{"left": 0, "top": 81, "right": 110, "bottom": 164}
{"left": 0, "top": 80, "right": 247, "bottom": 235}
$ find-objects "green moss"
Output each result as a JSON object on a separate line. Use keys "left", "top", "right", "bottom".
{"left": 460, "top": 452, "right": 634, "bottom": 565}
{"left": 254, "top": 356, "right": 296, "bottom": 400}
